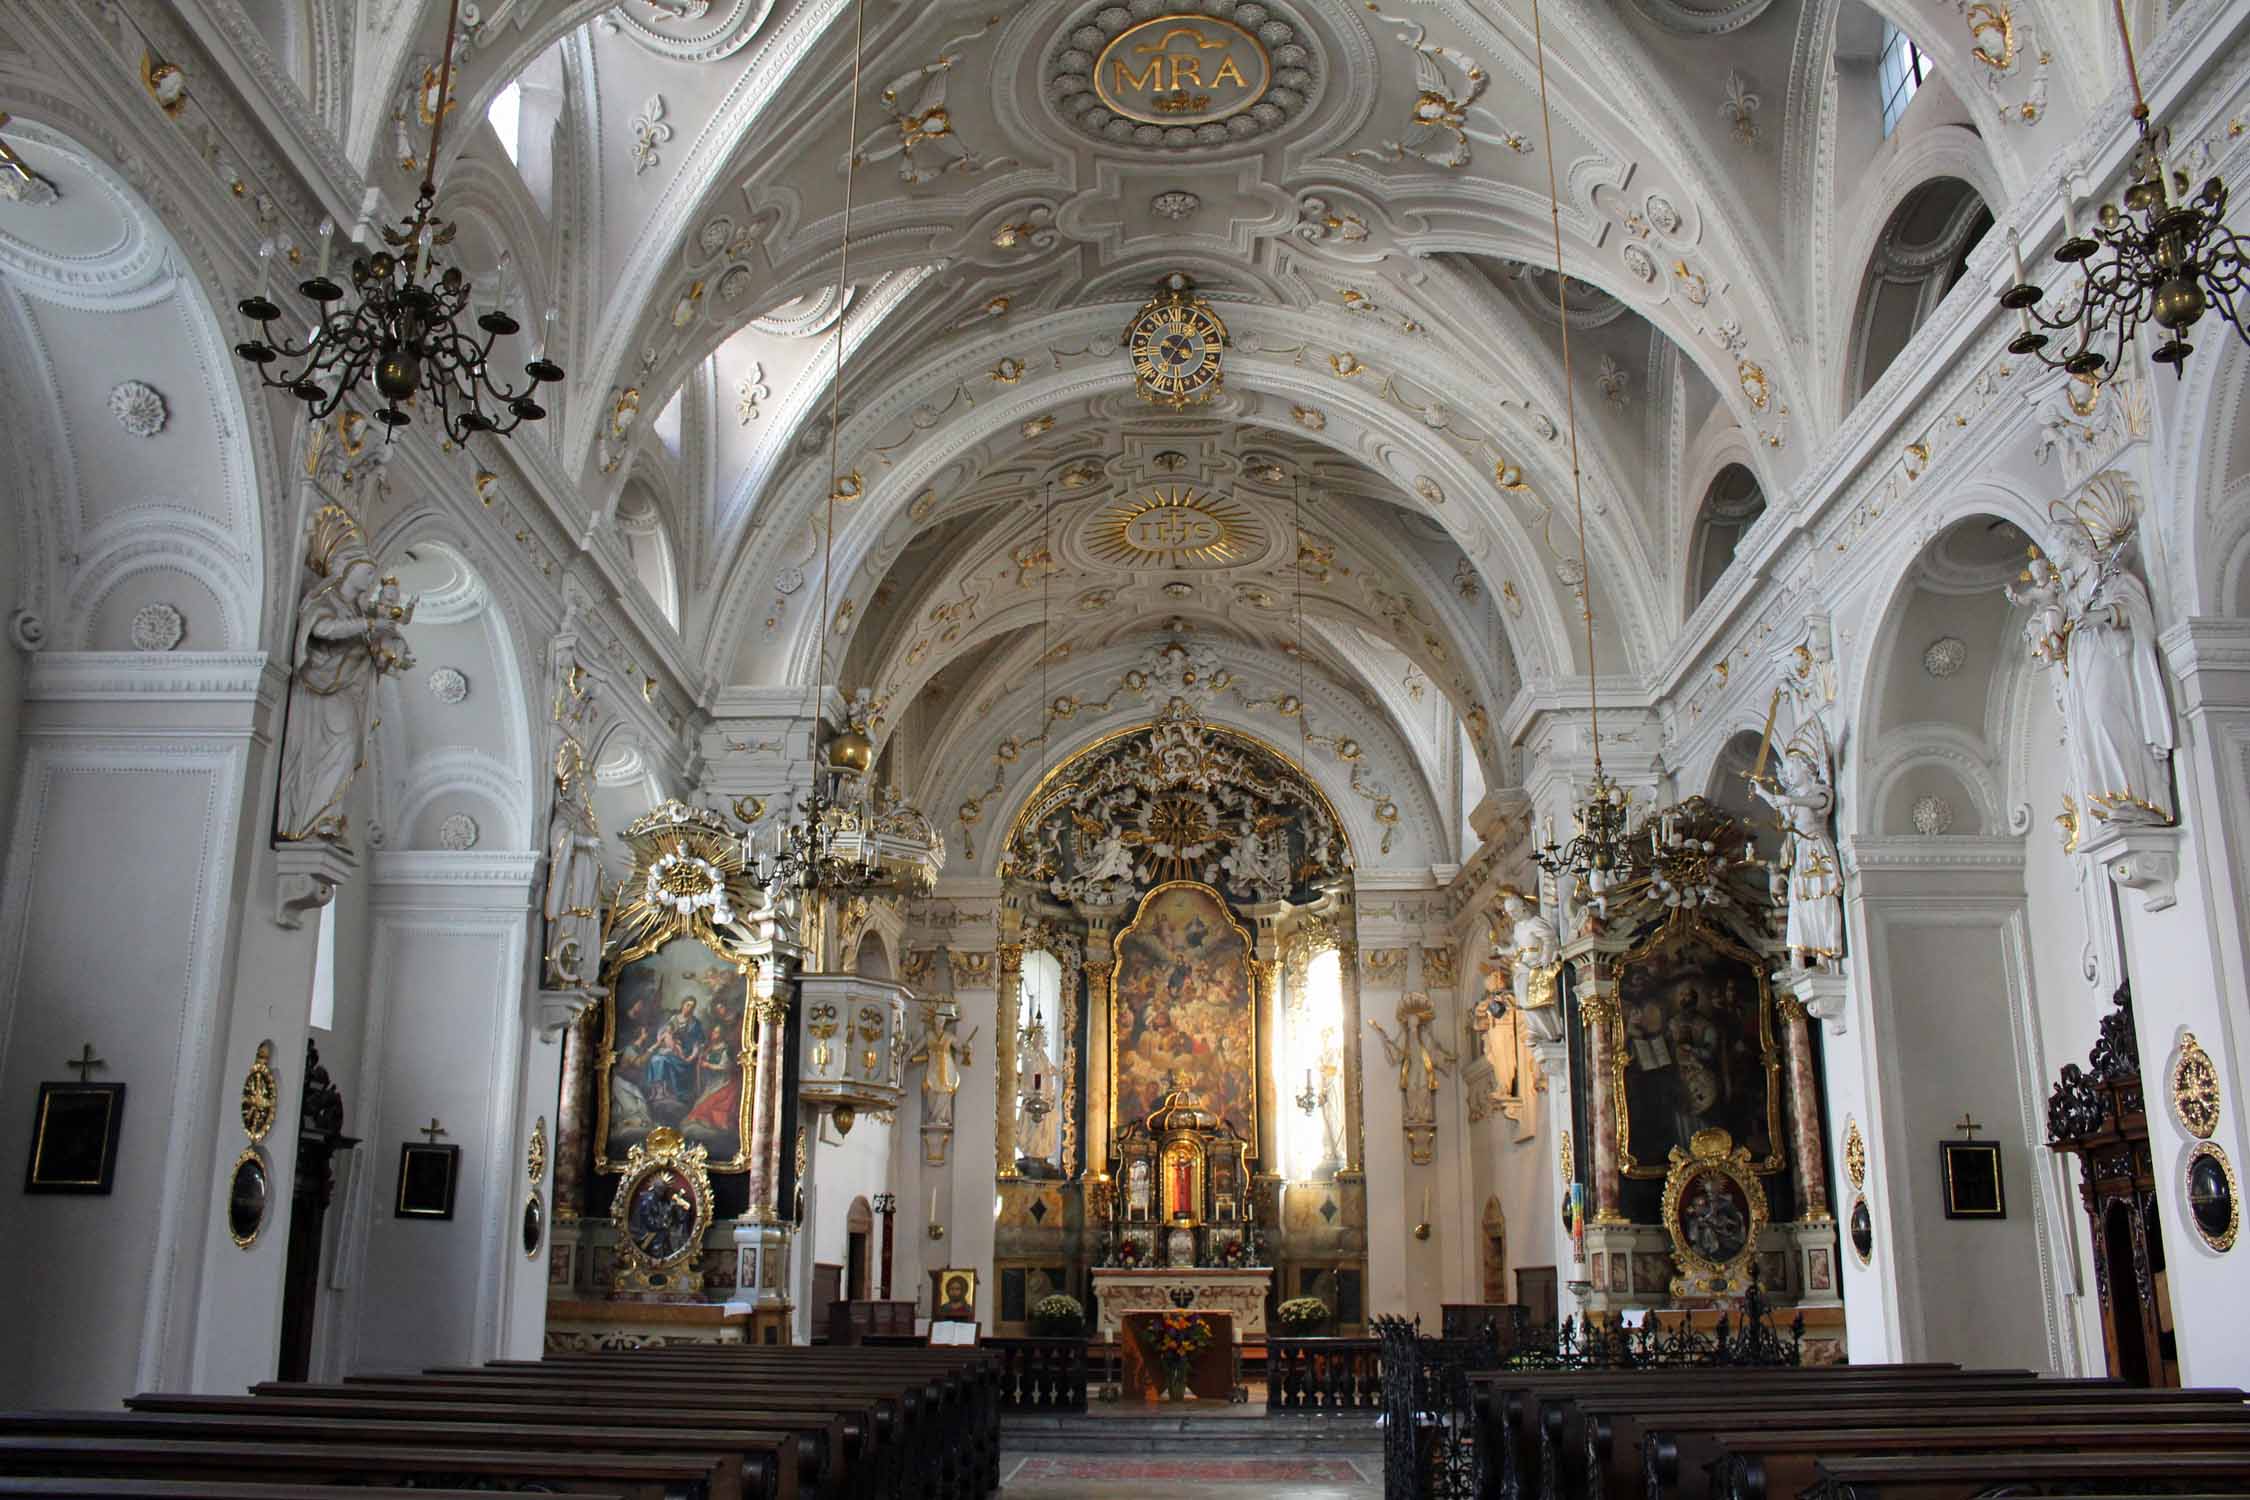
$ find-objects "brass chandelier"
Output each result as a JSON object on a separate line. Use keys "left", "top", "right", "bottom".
{"left": 2000, "top": 0, "right": 2248, "bottom": 377}
{"left": 232, "top": 0, "right": 561, "bottom": 437}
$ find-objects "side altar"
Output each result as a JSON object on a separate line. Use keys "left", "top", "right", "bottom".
{"left": 1090, "top": 1077, "right": 1272, "bottom": 1339}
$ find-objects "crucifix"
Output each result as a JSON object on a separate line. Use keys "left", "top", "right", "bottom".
{"left": 64, "top": 1044, "right": 105, "bottom": 1082}
{"left": 418, "top": 1117, "right": 449, "bottom": 1145}
{"left": 1953, "top": 1113, "right": 1982, "bottom": 1138}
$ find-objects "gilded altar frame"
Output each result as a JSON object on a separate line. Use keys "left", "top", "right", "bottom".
{"left": 1107, "top": 880, "right": 1261, "bottom": 1161}
{"left": 1662, "top": 1127, "right": 1769, "bottom": 1299}
{"left": 1611, "top": 912, "right": 1786, "bottom": 1181}
{"left": 591, "top": 802, "right": 762, "bottom": 1174}
{"left": 608, "top": 1125, "right": 716, "bottom": 1295}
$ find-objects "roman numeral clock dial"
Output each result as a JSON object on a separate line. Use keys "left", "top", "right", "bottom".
{"left": 1124, "top": 273, "right": 1229, "bottom": 410}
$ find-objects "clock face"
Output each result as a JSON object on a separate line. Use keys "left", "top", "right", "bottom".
{"left": 1128, "top": 301, "right": 1226, "bottom": 406}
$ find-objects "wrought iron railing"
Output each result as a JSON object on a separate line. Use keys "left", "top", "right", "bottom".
{"left": 1267, "top": 1336, "right": 1384, "bottom": 1411}
{"left": 1500, "top": 1277, "right": 1804, "bottom": 1371}
{"left": 985, "top": 1336, "right": 1090, "bottom": 1413}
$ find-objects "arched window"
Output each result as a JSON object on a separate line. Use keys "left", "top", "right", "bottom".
{"left": 1016, "top": 950, "right": 1065, "bottom": 1172}
{"left": 1283, "top": 946, "right": 1346, "bottom": 1180}
{"left": 1877, "top": 21, "right": 1933, "bottom": 136}
{"left": 1852, "top": 178, "right": 1994, "bottom": 397}
{"left": 1688, "top": 464, "right": 1768, "bottom": 610}
{"left": 487, "top": 81, "right": 523, "bottom": 164}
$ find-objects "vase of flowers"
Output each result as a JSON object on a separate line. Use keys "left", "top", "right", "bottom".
{"left": 1031, "top": 1293, "right": 1084, "bottom": 1338}
{"left": 1276, "top": 1296, "right": 1333, "bottom": 1336}
{"left": 1152, "top": 1310, "right": 1214, "bottom": 1401}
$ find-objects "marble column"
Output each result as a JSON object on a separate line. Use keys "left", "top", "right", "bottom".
{"left": 1774, "top": 995, "right": 1830, "bottom": 1221}
{"left": 1340, "top": 939, "right": 1367, "bottom": 1177}
{"left": 1084, "top": 935, "right": 1116, "bottom": 1177}
{"left": 1250, "top": 953, "right": 1282, "bottom": 1170}
{"left": 995, "top": 941, "right": 1023, "bottom": 1179}
{"left": 1576, "top": 971, "right": 1624, "bottom": 1224}
{"left": 746, "top": 964, "right": 790, "bottom": 1220}
{"left": 553, "top": 1005, "right": 598, "bottom": 1221}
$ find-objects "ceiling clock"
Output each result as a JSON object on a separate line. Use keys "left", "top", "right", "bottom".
{"left": 1125, "top": 273, "right": 1229, "bottom": 409}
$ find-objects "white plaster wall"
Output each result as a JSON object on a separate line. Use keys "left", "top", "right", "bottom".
{"left": 794, "top": 1109, "right": 896, "bottom": 1339}
{"left": 0, "top": 657, "right": 269, "bottom": 1408}
{"left": 1358, "top": 985, "right": 1411, "bottom": 1320}
{"left": 943, "top": 986, "right": 999, "bottom": 1331}
{"left": 1870, "top": 911, "right": 2053, "bottom": 1369}
{"left": 345, "top": 857, "right": 537, "bottom": 1374}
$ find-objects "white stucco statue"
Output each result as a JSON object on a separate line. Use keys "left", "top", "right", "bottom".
{"left": 1497, "top": 886, "right": 1560, "bottom": 1010}
{"left": 1223, "top": 818, "right": 1293, "bottom": 902}
{"left": 908, "top": 1004, "right": 975, "bottom": 1130}
{"left": 543, "top": 744, "right": 607, "bottom": 992}
{"left": 276, "top": 507, "right": 415, "bottom": 844}
{"left": 1752, "top": 732, "right": 1843, "bottom": 971}
{"left": 2053, "top": 523, "right": 2174, "bottom": 827}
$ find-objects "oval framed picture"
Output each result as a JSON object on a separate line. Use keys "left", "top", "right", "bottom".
{"left": 1849, "top": 1195, "right": 1874, "bottom": 1265}
{"left": 2185, "top": 1141, "right": 2239, "bottom": 1253}
{"left": 522, "top": 1190, "right": 546, "bottom": 1259}
{"left": 228, "top": 1146, "right": 270, "bottom": 1250}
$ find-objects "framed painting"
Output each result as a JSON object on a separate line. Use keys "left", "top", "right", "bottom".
{"left": 932, "top": 1266, "right": 979, "bottom": 1322}
{"left": 1110, "top": 882, "right": 1257, "bottom": 1146}
{"left": 596, "top": 937, "right": 752, "bottom": 1172}
{"left": 25, "top": 1082, "right": 125, "bottom": 1194}
{"left": 1614, "top": 917, "right": 1784, "bottom": 1179}
{"left": 395, "top": 1142, "right": 460, "bottom": 1219}
{"left": 1940, "top": 1138, "right": 2006, "bottom": 1219}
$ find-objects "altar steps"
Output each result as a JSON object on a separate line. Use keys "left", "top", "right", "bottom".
{"left": 1002, "top": 1410, "right": 1384, "bottom": 1458}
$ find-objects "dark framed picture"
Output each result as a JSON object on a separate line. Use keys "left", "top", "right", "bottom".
{"left": 25, "top": 1082, "right": 126, "bottom": 1194}
{"left": 1940, "top": 1139, "right": 2006, "bottom": 1219}
{"left": 396, "top": 1142, "right": 461, "bottom": 1220}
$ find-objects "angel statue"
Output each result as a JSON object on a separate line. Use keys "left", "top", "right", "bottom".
{"left": 275, "top": 506, "right": 416, "bottom": 844}
{"left": 543, "top": 741, "right": 606, "bottom": 993}
{"left": 1222, "top": 816, "right": 1294, "bottom": 903}
{"left": 1751, "top": 724, "right": 1843, "bottom": 972}
{"left": 1371, "top": 992, "right": 1457, "bottom": 1163}
{"left": 2017, "top": 477, "right": 2176, "bottom": 828}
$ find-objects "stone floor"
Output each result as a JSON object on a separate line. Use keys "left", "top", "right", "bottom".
{"left": 999, "top": 1455, "right": 1382, "bottom": 1496}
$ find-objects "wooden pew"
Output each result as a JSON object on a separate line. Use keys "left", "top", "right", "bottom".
{"left": 17, "top": 1410, "right": 795, "bottom": 1500}
{"left": 227, "top": 1382, "right": 881, "bottom": 1500}
{"left": 1705, "top": 1421, "right": 2250, "bottom": 1500}
{"left": 0, "top": 1436, "right": 732, "bottom": 1500}
{"left": 1650, "top": 1395, "right": 2250, "bottom": 1500}
{"left": 0, "top": 1484, "right": 626, "bottom": 1500}
{"left": 1560, "top": 1380, "right": 2220, "bottom": 1500}
{"left": 1798, "top": 1449, "right": 2250, "bottom": 1500}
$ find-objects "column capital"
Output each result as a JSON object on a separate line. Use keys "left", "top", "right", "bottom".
{"left": 275, "top": 840, "right": 357, "bottom": 929}
{"left": 1772, "top": 969, "right": 1851, "bottom": 1037}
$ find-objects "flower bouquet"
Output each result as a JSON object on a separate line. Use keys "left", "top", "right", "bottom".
{"left": 1276, "top": 1295, "right": 1332, "bottom": 1335}
{"left": 1031, "top": 1293, "right": 1085, "bottom": 1338}
{"left": 1151, "top": 1309, "right": 1215, "bottom": 1401}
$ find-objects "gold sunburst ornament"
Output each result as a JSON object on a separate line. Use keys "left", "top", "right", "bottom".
{"left": 1088, "top": 487, "right": 1261, "bottom": 567}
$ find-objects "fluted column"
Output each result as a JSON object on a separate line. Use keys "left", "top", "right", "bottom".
{"left": 996, "top": 941, "right": 1023, "bottom": 1179}
{"left": 1775, "top": 996, "right": 1830, "bottom": 1221}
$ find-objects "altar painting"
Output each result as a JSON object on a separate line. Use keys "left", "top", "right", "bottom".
{"left": 1615, "top": 923, "right": 1782, "bottom": 1179}
{"left": 1112, "top": 883, "right": 1257, "bottom": 1141}
{"left": 598, "top": 937, "right": 751, "bottom": 1171}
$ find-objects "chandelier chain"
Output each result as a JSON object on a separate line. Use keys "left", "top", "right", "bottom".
{"left": 814, "top": 0, "right": 869, "bottom": 734}
{"left": 1530, "top": 0, "right": 1601, "bottom": 776}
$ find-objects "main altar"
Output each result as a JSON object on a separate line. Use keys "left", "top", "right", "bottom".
{"left": 1091, "top": 1076, "right": 1272, "bottom": 1340}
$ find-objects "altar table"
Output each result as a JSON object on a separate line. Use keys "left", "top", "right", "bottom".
{"left": 1090, "top": 1267, "right": 1272, "bottom": 1339}
{"left": 1120, "top": 1310, "right": 1235, "bottom": 1403}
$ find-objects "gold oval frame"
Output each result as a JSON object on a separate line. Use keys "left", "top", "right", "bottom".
{"left": 608, "top": 1126, "right": 716, "bottom": 1294}
{"left": 227, "top": 1145, "right": 270, "bottom": 1250}
{"left": 1092, "top": 15, "right": 1272, "bottom": 127}
{"left": 1660, "top": 1127, "right": 1770, "bottom": 1298}
{"left": 1844, "top": 1116, "right": 1867, "bottom": 1191}
{"left": 2185, "top": 1140, "right": 2239, "bottom": 1253}
{"left": 1848, "top": 1194, "right": 1873, "bottom": 1266}
{"left": 2170, "top": 1032, "right": 2221, "bottom": 1141}
{"left": 240, "top": 1041, "right": 278, "bottom": 1144}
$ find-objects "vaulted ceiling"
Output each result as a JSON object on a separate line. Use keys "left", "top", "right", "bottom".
{"left": 109, "top": 0, "right": 2109, "bottom": 850}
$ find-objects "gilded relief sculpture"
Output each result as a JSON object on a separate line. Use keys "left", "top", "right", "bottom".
{"left": 276, "top": 506, "right": 416, "bottom": 843}
{"left": 2008, "top": 473, "right": 2176, "bottom": 830}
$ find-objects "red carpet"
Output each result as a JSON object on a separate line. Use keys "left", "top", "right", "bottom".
{"left": 1009, "top": 1457, "right": 1370, "bottom": 1482}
